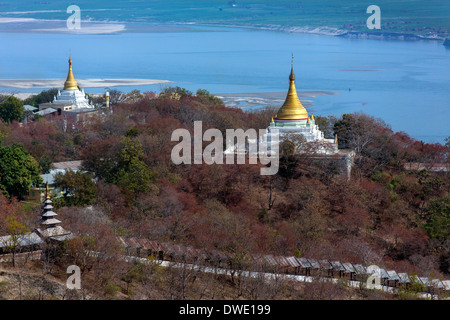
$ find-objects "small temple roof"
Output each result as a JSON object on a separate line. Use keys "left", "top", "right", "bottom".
{"left": 52, "top": 160, "right": 83, "bottom": 170}
{"left": 0, "top": 232, "right": 43, "bottom": 248}
{"left": 40, "top": 218, "right": 62, "bottom": 225}
{"left": 36, "top": 108, "right": 58, "bottom": 116}
{"left": 24, "top": 104, "right": 38, "bottom": 112}
{"left": 36, "top": 226, "right": 73, "bottom": 240}
{"left": 275, "top": 55, "right": 309, "bottom": 120}
{"left": 41, "top": 203, "right": 53, "bottom": 210}
{"left": 40, "top": 210, "right": 58, "bottom": 217}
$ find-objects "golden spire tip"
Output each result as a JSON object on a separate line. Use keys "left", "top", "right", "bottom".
{"left": 289, "top": 53, "right": 295, "bottom": 81}
{"left": 45, "top": 181, "right": 50, "bottom": 199}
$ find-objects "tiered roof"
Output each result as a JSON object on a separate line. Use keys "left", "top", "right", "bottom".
{"left": 39, "top": 182, "right": 62, "bottom": 228}
{"left": 36, "top": 182, "right": 73, "bottom": 242}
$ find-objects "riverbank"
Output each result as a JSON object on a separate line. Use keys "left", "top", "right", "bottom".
{"left": 0, "top": 0, "right": 448, "bottom": 39}
{"left": 0, "top": 78, "right": 171, "bottom": 90}
{"left": 0, "top": 16, "right": 447, "bottom": 42}
{"left": 194, "top": 22, "right": 447, "bottom": 42}
{"left": 215, "top": 91, "right": 337, "bottom": 110}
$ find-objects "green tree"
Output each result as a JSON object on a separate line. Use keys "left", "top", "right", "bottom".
{"left": 0, "top": 96, "right": 24, "bottom": 123}
{"left": 118, "top": 136, "right": 144, "bottom": 167}
{"left": 123, "top": 89, "right": 144, "bottom": 103}
{"left": 415, "top": 169, "right": 444, "bottom": 201}
{"left": 0, "top": 143, "right": 42, "bottom": 198}
{"left": 333, "top": 113, "right": 358, "bottom": 149}
{"left": 38, "top": 155, "right": 53, "bottom": 174}
{"left": 117, "top": 158, "right": 154, "bottom": 194}
{"left": 196, "top": 89, "right": 223, "bottom": 105}
{"left": 116, "top": 137, "right": 155, "bottom": 195}
{"left": 125, "top": 127, "right": 140, "bottom": 138}
{"left": 54, "top": 170, "right": 97, "bottom": 206}
{"left": 23, "top": 88, "right": 58, "bottom": 107}
{"left": 161, "top": 86, "right": 192, "bottom": 100}
{"left": 425, "top": 196, "right": 450, "bottom": 243}
{"left": 84, "top": 137, "right": 155, "bottom": 200}
{"left": 0, "top": 120, "right": 8, "bottom": 140}
{"left": 315, "top": 115, "right": 338, "bottom": 139}
{"left": 5, "top": 216, "right": 29, "bottom": 267}
{"left": 397, "top": 274, "right": 427, "bottom": 300}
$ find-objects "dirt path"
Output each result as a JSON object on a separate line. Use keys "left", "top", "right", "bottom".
{"left": 0, "top": 266, "right": 82, "bottom": 300}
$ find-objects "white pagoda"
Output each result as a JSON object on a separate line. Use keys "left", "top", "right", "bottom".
{"left": 39, "top": 57, "right": 95, "bottom": 113}
{"left": 263, "top": 61, "right": 339, "bottom": 155}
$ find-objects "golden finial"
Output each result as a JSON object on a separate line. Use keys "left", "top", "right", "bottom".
{"left": 45, "top": 181, "right": 50, "bottom": 199}
{"left": 271, "top": 117, "right": 274, "bottom": 123}
{"left": 311, "top": 114, "right": 314, "bottom": 120}
{"left": 289, "top": 53, "right": 295, "bottom": 81}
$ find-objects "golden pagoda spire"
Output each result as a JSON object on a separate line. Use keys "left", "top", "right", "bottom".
{"left": 45, "top": 181, "right": 50, "bottom": 199}
{"left": 64, "top": 56, "right": 79, "bottom": 91}
{"left": 275, "top": 55, "right": 308, "bottom": 120}
{"left": 290, "top": 52, "right": 294, "bottom": 80}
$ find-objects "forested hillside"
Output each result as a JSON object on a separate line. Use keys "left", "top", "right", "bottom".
{"left": 0, "top": 88, "right": 448, "bottom": 299}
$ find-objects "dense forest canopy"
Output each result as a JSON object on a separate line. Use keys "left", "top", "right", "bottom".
{"left": 0, "top": 88, "right": 448, "bottom": 299}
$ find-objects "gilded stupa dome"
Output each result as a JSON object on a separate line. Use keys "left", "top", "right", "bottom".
{"left": 275, "top": 65, "right": 308, "bottom": 120}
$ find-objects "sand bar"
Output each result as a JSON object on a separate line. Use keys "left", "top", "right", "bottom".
{"left": 216, "top": 91, "right": 337, "bottom": 109}
{"left": 0, "top": 79, "right": 172, "bottom": 89}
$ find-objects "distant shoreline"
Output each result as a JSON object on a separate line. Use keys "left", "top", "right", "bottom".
{"left": 0, "top": 78, "right": 172, "bottom": 90}
{"left": 215, "top": 91, "right": 338, "bottom": 110}
{"left": 0, "top": 17, "right": 446, "bottom": 42}
{"left": 192, "top": 22, "right": 446, "bottom": 42}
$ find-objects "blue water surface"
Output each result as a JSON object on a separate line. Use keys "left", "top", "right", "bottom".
{"left": 0, "top": 25, "right": 448, "bottom": 142}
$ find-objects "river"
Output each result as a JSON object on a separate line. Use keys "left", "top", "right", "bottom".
{"left": 0, "top": 24, "right": 448, "bottom": 142}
